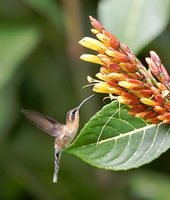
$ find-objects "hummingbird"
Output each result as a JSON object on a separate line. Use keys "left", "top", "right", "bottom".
{"left": 21, "top": 94, "right": 95, "bottom": 183}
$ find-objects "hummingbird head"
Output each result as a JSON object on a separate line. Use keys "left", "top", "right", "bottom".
{"left": 66, "top": 94, "right": 95, "bottom": 124}
{"left": 66, "top": 107, "right": 80, "bottom": 124}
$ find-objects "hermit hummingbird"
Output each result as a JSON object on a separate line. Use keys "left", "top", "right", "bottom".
{"left": 21, "top": 94, "right": 95, "bottom": 183}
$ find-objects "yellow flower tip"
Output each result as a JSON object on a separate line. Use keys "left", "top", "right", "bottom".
{"left": 80, "top": 54, "right": 103, "bottom": 65}
{"left": 118, "top": 80, "right": 144, "bottom": 90}
{"left": 118, "top": 81, "right": 133, "bottom": 89}
{"left": 135, "top": 112, "right": 146, "bottom": 118}
{"left": 105, "top": 49, "right": 116, "bottom": 57}
{"left": 163, "top": 120, "right": 170, "bottom": 124}
{"left": 157, "top": 115, "right": 164, "bottom": 121}
{"left": 96, "top": 33, "right": 110, "bottom": 45}
{"left": 97, "top": 54, "right": 111, "bottom": 65}
{"left": 109, "top": 72, "right": 129, "bottom": 81}
{"left": 157, "top": 82, "right": 167, "bottom": 91}
{"left": 154, "top": 106, "right": 167, "bottom": 113}
{"left": 95, "top": 72, "right": 108, "bottom": 81}
{"left": 93, "top": 82, "right": 113, "bottom": 93}
{"left": 79, "top": 37, "right": 107, "bottom": 51}
{"left": 140, "top": 98, "right": 159, "bottom": 107}
{"left": 117, "top": 96, "right": 131, "bottom": 105}
{"left": 100, "top": 66, "right": 110, "bottom": 74}
{"left": 118, "top": 81, "right": 125, "bottom": 87}
{"left": 105, "top": 50, "right": 128, "bottom": 63}
{"left": 91, "top": 28, "right": 100, "bottom": 34}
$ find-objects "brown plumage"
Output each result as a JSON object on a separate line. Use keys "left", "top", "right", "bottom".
{"left": 21, "top": 94, "right": 95, "bottom": 183}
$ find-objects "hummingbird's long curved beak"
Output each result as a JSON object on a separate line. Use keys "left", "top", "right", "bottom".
{"left": 77, "top": 94, "right": 96, "bottom": 110}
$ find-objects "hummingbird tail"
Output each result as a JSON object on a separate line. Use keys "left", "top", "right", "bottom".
{"left": 53, "top": 146, "right": 61, "bottom": 183}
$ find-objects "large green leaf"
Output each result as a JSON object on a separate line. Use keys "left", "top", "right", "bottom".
{"left": 98, "top": 0, "right": 170, "bottom": 54}
{"left": 0, "top": 27, "right": 40, "bottom": 89}
{"left": 66, "top": 101, "right": 170, "bottom": 170}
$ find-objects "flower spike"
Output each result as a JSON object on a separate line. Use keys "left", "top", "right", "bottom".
{"left": 79, "top": 16, "right": 170, "bottom": 124}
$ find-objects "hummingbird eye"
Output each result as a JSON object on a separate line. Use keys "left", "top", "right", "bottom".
{"left": 70, "top": 108, "right": 77, "bottom": 121}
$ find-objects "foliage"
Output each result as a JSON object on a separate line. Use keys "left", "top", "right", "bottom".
{"left": 0, "top": 0, "right": 170, "bottom": 199}
{"left": 98, "top": 0, "right": 170, "bottom": 54}
{"left": 67, "top": 101, "right": 170, "bottom": 170}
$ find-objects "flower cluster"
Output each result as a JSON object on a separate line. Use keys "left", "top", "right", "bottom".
{"left": 79, "top": 16, "right": 170, "bottom": 124}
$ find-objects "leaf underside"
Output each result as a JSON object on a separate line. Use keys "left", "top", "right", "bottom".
{"left": 98, "top": 0, "right": 170, "bottom": 54}
{"left": 66, "top": 101, "right": 170, "bottom": 170}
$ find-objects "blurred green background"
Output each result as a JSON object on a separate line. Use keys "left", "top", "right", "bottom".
{"left": 0, "top": 0, "right": 170, "bottom": 199}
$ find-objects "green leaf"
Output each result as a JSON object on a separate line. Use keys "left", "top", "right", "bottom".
{"left": 66, "top": 101, "right": 170, "bottom": 170}
{"left": 0, "top": 27, "right": 40, "bottom": 89}
{"left": 98, "top": 0, "right": 170, "bottom": 54}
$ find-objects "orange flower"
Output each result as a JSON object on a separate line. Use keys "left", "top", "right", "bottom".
{"left": 79, "top": 16, "right": 170, "bottom": 124}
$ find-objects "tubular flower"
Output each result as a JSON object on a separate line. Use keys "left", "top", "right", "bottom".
{"left": 79, "top": 16, "right": 170, "bottom": 124}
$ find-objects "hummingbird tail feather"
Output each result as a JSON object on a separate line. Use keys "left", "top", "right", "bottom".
{"left": 53, "top": 146, "right": 61, "bottom": 183}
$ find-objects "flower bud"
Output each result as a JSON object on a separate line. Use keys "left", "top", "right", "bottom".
{"left": 140, "top": 98, "right": 159, "bottom": 107}
{"left": 89, "top": 16, "right": 103, "bottom": 31}
{"left": 79, "top": 37, "right": 107, "bottom": 51}
{"left": 80, "top": 54, "right": 103, "bottom": 65}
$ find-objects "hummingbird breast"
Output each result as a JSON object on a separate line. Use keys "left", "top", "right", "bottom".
{"left": 55, "top": 124, "right": 79, "bottom": 149}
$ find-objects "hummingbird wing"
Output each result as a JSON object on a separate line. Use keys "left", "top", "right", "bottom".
{"left": 21, "top": 109, "right": 62, "bottom": 137}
